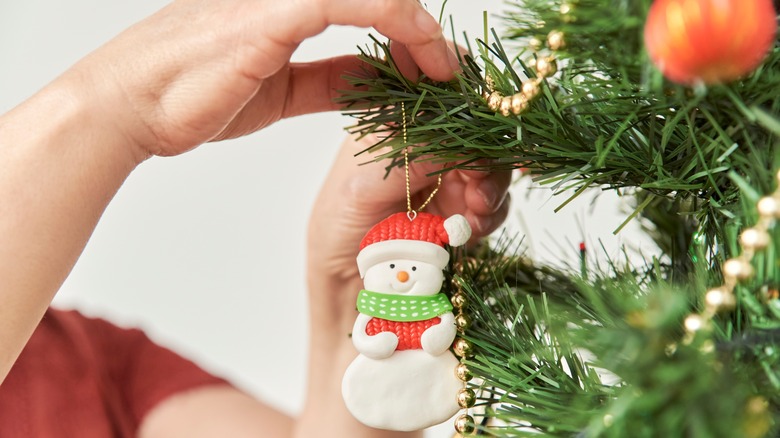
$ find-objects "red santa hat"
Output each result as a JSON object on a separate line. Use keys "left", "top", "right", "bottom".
{"left": 356, "top": 212, "right": 471, "bottom": 278}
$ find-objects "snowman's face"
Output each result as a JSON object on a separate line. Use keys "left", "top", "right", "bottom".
{"left": 363, "top": 259, "right": 444, "bottom": 296}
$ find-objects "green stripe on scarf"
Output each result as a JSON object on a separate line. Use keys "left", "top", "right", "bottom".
{"left": 357, "top": 290, "right": 453, "bottom": 322}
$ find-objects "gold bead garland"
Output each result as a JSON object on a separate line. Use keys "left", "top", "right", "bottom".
{"left": 453, "top": 337, "right": 474, "bottom": 358}
{"left": 454, "top": 413, "right": 477, "bottom": 435}
{"left": 451, "top": 274, "right": 476, "bottom": 436}
{"left": 521, "top": 79, "right": 543, "bottom": 100}
{"left": 547, "top": 30, "right": 566, "bottom": 51}
{"left": 451, "top": 291, "right": 468, "bottom": 309}
{"left": 454, "top": 313, "right": 472, "bottom": 331}
{"left": 528, "top": 37, "right": 543, "bottom": 52}
{"left": 684, "top": 169, "right": 780, "bottom": 339}
{"left": 535, "top": 56, "right": 558, "bottom": 78}
{"left": 560, "top": 2, "right": 574, "bottom": 17}
{"left": 455, "top": 362, "right": 473, "bottom": 382}
{"left": 456, "top": 388, "right": 477, "bottom": 408}
{"left": 482, "top": 29, "right": 565, "bottom": 117}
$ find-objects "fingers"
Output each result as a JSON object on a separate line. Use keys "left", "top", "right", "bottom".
{"left": 335, "top": 133, "right": 513, "bottom": 239}
{"left": 404, "top": 39, "right": 460, "bottom": 81}
{"left": 471, "top": 192, "right": 511, "bottom": 238}
{"left": 391, "top": 40, "right": 460, "bottom": 82}
{"left": 408, "top": 161, "right": 512, "bottom": 214}
{"left": 267, "top": 0, "right": 457, "bottom": 82}
{"left": 390, "top": 42, "right": 420, "bottom": 82}
{"left": 281, "top": 55, "right": 366, "bottom": 119}
{"left": 463, "top": 169, "right": 512, "bottom": 216}
{"left": 406, "top": 169, "right": 511, "bottom": 240}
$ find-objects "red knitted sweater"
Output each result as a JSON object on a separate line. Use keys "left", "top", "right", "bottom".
{"left": 365, "top": 316, "right": 442, "bottom": 350}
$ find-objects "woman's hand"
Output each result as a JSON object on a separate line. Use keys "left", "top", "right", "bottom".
{"left": 69, "top": 0, "right": 459, "bottom": 158}
{"left": 298, "top": 132, "right": 511, "bottom": 436}
{"left": 308, "top": 133, "right": 512, "bottom": 288}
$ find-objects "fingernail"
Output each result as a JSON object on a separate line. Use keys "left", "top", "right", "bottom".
{"left": 477, "top": 179, "right": 499, "bottom": 210}
{"left": 415, "top": 8, "right": 442, "bottom": 38}
{"left": 474, "top": 215, "right": 494, "bottom": 236}
{"left": 447, "top": 46, "right": 461, "bottom": 72}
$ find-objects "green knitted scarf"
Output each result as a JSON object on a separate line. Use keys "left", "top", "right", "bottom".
{"left": 356, "top": 289, "right": 453, "bottom": 322}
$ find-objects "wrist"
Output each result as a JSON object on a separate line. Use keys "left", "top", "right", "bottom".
{"left": 54, "top": 60, "right": 152, "bottom": 166}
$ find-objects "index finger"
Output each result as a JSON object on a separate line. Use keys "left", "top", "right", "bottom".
{"left": 265, "top": 0, "right": 458, "bottom": 82}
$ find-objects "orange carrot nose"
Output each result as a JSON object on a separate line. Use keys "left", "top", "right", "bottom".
{"left": 396, "top": 271, "right": 410, "bottom": 282}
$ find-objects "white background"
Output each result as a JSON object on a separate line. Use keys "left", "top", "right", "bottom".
{"left": 0, "top": 1, "right": 656, "bottom": 436}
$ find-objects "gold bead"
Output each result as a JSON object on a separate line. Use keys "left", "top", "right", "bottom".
{"left": 455, "top": 313, "right": 471, "bottom": 331}
{"left": 560, "top": 2, "right": 576, "bottom": 22}
{"left": 723, "top": 258, "right": 754, "bottom": 281}
{"left": 455, "top": 363, "right": 473, "bottom": 382}
{"left": 451, "top": 293, "right": 467, "bottom": 309}
{"left": 744, "top": 396, "right": 771, "bottom": 438}
{"left": 481, "top": 90, "right": 490, "bottom": 100}
{"left": 547, "top": 30, "right": 566, "bottom": 51}
{"left": 535, "top": 56, "right": 558, "bottom": 78}
{"left": 499, "top": 97, "right": 512, "bottom": 116}
{"left": 454, "top": 414, "right": 476, "bottom": 435}
{"left": 684, "top": 314, "right": 706, "bottom": 333}
{"left": 740, "top": 227, "right": 771, "bottom": 251}
{"left": 454, "top": 257, "right": 479, "bottom": 275}
{"left": 625, "top": 310, "right": 646, "bottom": 328}
{"left": 705, "top": 287, "right": 736, "bottom": 312}
{"left": 525, "top": 56, "right": 537, "bottom": 70}
{"left": 510, "top": 93, "right": 529, "bottom": 114}
{"left": 453, "top": 338, "right": 474, "bottom": 358}
{"left": 748, "top": 395, "right": 769, "bottom": 410}
{"left": 457, "top": 387, "right": 477, "bottom": 408}
{"left": 486, "top": 91, "right": 502, "bottom": 111}
{"left": 521, "top": 79, "right": 542, "bottom": 100}
{"left": 757, "top": 196, "right": 780, "bottom": 218}
{"left": 528, "top": 37, "right": 543, "bottom": 52}
{"left": 485, "top": 74, "right": 496, "bottom": 90}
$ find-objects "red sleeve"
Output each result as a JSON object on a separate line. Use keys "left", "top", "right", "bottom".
{"left": 77, "top": 313, "right": 229, "bottom": 428}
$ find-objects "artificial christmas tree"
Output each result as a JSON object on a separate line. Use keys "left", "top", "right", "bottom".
{"left": 340, "top": 0, "right": 780, "bottom": 436}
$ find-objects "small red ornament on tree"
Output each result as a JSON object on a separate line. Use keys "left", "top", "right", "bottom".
{"left": 644, "top": 0, "right": 777, "bottom": 85}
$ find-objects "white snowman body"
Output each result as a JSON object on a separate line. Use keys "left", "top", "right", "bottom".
{"left": 342, "top": 256, "right": 462, "bottom": 431}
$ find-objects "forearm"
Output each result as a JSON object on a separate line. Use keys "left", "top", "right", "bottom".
{"left": 0, "top": 72, "right": 144, "bottom": 382}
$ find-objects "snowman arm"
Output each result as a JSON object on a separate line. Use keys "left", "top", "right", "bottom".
{"left": 421, "top": 312, "right": 457, "bottom": 356}
{"left": 351, "top": 313, "right": 398, "bottom": 359}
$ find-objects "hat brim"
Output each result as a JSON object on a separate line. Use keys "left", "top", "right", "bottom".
{"left": 357, "top": 240, "right": 450, "bottom": 278}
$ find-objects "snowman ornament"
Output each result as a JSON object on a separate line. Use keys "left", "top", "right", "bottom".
{"left": 342, "top": 211, "right": 472, "bottom": 431}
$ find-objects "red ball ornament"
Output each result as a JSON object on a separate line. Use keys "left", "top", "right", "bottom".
{"left": 644, "top": 0, "right": 777, "bottom": 85}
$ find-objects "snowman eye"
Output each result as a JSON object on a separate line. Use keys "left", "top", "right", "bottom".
{"left": 389, "top": 264, "right": 395, "bottom": 269}
{"left": 412, "top": 266, "right": 417, "bottom": 271}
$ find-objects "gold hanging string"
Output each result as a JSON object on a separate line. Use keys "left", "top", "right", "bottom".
{"left": 401, "top": 102, "right": 441, "bottom": 221}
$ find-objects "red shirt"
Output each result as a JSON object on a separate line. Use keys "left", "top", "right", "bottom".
{"left": 0, "top": 309, "right": 225, "bottom": 437}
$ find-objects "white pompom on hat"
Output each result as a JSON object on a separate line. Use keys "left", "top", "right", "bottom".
{"left": 443, "top": 214, "right": 471, "bottom": 247}
{"left": 356, "top": 212, "right": 472, "bottom": 278}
